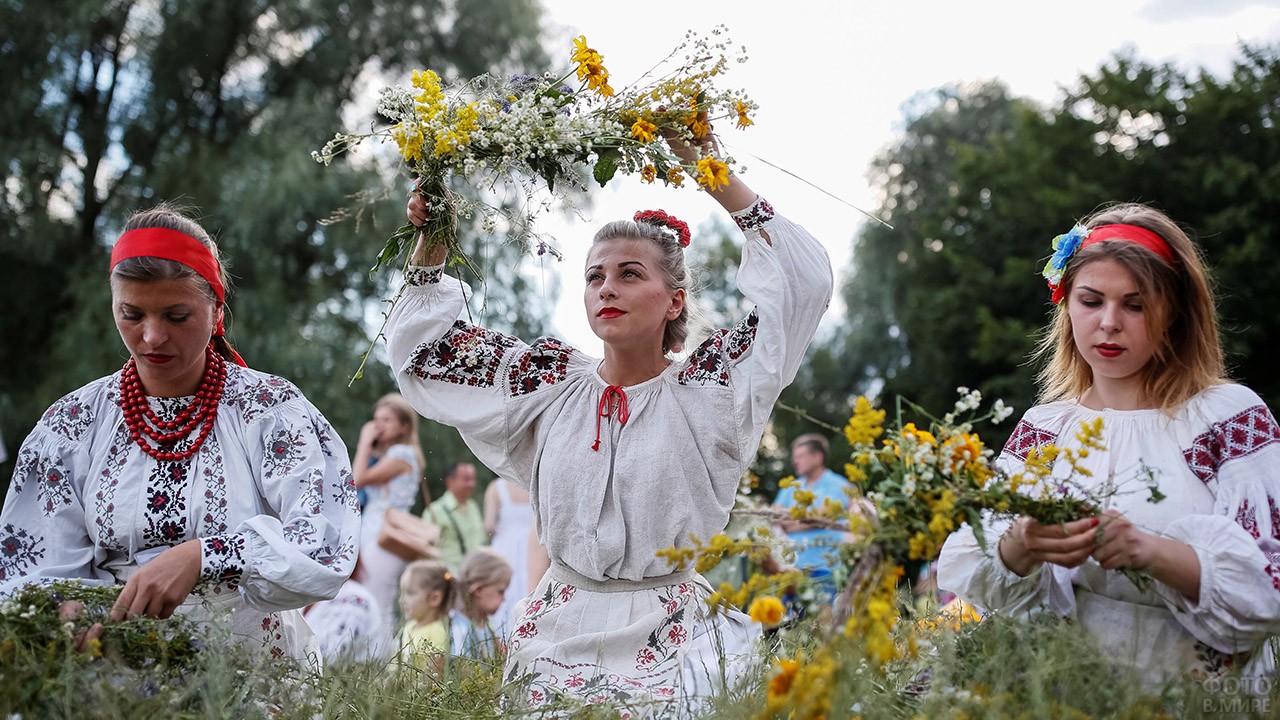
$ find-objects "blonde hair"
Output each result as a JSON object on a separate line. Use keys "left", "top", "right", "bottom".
{"left": 458, "top": 548, "right": 512, "bottom": 619}
{"left": 1034, "top": 203, "right": 1225, "bottom": 410}
{"left": 374, "top": 392, "right": 425, "bottom": 478}
{"left": 590, "top": 219, "right": 706, "bottom": 354}
{"left": 401, "top": 559, "right": 455, "bottom": 617}
{"left": 111, "top": 202, "right": 240, "bottom": 364}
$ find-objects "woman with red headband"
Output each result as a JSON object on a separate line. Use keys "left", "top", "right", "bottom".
{"left": 938, "top": 203, "right": 1280, "bottom": 684}
{"left": 390, "top": 130, "right": 833, "bottom": 712}
{"left": 0, "top": 204, "right": 359, "bottom": 661}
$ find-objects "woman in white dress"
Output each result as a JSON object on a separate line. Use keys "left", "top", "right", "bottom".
{"left": 483, "top": 477, "right": 534, "bottom": 635}
{"left": 938, "top": 203, "right": 1280, "bottom": 685}
{"left": 0, "top": 203, "right": 359, "bottom": 661}
{"left": 391, "top": 128, "right": 833, "bottom": 713}
{"left": 352, "top": 391, "right": 426, "bottom": 652}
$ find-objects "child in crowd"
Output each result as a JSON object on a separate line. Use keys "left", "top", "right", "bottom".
{"left": 397, "top": 559, "right": 454, "bottom": 674}
{"left": 450, "top": 548, "right": 513, "bottom": 661}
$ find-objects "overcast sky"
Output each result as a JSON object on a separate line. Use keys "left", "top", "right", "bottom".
{"left": 515, "top": 1, "right": 1280, "bottom": 354}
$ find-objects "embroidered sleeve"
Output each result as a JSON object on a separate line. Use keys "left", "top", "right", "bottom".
{"left": 198, "top": 533, "right": 247, "bottom": 590}
{"left": 231, "top": 398, "right": 359, "bottom": 611}
{"left": 699, "top": 196, "right": 833, "bottom": 458}
{"left": 1000, "top": 419, "right": 1059, "bottom": 462}
{"left": 386, "top": 267, "right": 579, "bottom": 489}
{"left": 1156, "top": 389, "right": 1280, "bottom": 653}
{"left": 0, "top": 388, "right": 114, "bottom": 596}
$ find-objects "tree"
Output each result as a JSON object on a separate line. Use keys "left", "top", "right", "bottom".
{"left": 0, "top": 0, "right": 555, "bottom": 492}
{"left": 794, "top": 42, "right": 1280, "bottom": 490}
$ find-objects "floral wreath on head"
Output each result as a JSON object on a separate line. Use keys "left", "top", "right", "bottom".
{"left": 634, "top": 209, "right": 692, "bottom": 248}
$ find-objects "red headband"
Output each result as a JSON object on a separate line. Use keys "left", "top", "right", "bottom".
{"left": 111, "top": 227, "right": 246, "bottom": 367}
{"left": 1080, "top": 223, "right": 1177, "bottom": 267}
{"left": 111, "top": 227, "right": 226, "bottom": 302}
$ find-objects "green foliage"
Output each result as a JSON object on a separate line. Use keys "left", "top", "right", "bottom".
{"left": 0, "top": 0, "right": 555, "bottom": 493}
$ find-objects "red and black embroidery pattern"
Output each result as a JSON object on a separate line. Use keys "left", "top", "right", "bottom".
{"left": 1001, "top": 419, "right": 1059, "bottom": 461}
{"left": 1183, "top": 404, "right": 1280, "bottom": 484}
{"left": 406, "top": 266, "right": 443, "bottom": 286}
{"left": 1236, "top": 498, "right": 1261, "bottom": 540}
{"left": 507, "top": 579, "right": 695, "bottom": 711}
{"left": 508, "top": 337, "right": 574, "bottom": 396}
{"left": 731, "top": 197, "right": 775, "bottom": 233}
{"left": 678, "top": 311, "right": 759, "bottom": 387}
{"left": 94, "top": 423, "right": 133, "bottom": 550}
{"left": 263, "top": 427, "right": 309, "bottom": 481}
{"left": 230, "top": 371, "right": 302, "bottom": 424}
{"left": 13, "top": 445, "right": 74, "bottom": 518}
{"left": 199, "top": 533, "right": 246, "bottom": 589}
{"left": 409, "top": 321, "right": 518, "bottom": 388}
{"left": 0, "top": 523, "right": 46, "bottom": 581}
{"left": 199, "top": 434, "right": 230, "bottom": 535}
{"left": 40, "top": 392, "right": 95, "bottom": 440}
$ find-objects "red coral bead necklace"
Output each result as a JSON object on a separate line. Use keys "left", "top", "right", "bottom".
{"left": 119, "top": 344, "right": 227, "bottom": 462}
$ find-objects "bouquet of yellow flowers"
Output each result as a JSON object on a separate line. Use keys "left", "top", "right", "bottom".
{"left": 313, "top": 26, "right": 756, "bottom": 270}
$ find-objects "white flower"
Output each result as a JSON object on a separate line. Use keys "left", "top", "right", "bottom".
{"left": 901, "top": 474, "right": 917, "bottom": 496}
{"left": 991, "top": 399, "right": 1015, "bottom": 424}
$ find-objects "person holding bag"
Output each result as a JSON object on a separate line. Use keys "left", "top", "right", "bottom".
{"left": 353, "top": 392, "right": 432, "bottom": 650}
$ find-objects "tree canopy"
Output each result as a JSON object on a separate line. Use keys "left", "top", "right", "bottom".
{"left": 763, "top": 43, "right": 1280, "bottom": 496}
{"left": 0, "top": 0, "right": 554, "bottom": 497}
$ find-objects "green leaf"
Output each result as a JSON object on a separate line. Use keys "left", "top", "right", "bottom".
{"left": 593, "top": 153, "right": 619, "bottom": 187}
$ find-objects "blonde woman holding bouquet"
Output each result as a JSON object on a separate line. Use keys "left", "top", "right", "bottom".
{"left": 390, "top": 128, "right": 833, "bottom": 713}
{"left": 938, "top": 204, "right": 1280, "bottom": 686}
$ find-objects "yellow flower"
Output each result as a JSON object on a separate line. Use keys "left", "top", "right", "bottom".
{"left": 734, "top": 98, "right": 754, "bottom": 129}
{"left": 571, "top": 35, "right": 614, "bottom": 97}
{"left": 630, "top": 118, "right": 659, "bottom": 143}
{"left": 748, "top": 595, "right": 785, "bottom": 625}
{"left": 901, "top": 423, "right": 937, "bottom": 448}
{"left": 907, "top": 531, "right": 929, "bottom": 560}
{"left": 844, "top": 462, "right": 867, "bottom": 484}
{"left": 844, "top": 396, "right": 886, "bottom": 446}
{"left": 640, "top": 164, "right": 656, "bottom": 183}
{"left": 767, "top": 658, "right": 799, "bottom": 699}
{"left": 695, "top": 156, "right": 730, "bottom": 191}
{"left": 666, "top": 166, "right": 684, "bottom": 187}
{"left": 778, "top": 475, "right": 798, "bottom": 489}
{"left": 391, "top": 122, "right": 424, "bottom": 163}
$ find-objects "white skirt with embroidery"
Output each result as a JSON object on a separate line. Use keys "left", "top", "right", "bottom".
{"left": 504, "top": 563, "right": 760, "bottom": 717}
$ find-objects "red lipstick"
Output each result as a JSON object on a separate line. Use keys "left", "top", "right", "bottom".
{"left": 143, "top": 353, "right": 174, "bottom": 364}
{"left": 597, "top": 307, "right": 626, "bottom": 319}
{"left": 1095, "top": 344, "right": 1123, "bottom": 358}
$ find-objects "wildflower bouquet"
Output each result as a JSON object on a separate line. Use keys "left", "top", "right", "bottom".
{"left": 313, "top": 27, "right": 756, "bottom": 271}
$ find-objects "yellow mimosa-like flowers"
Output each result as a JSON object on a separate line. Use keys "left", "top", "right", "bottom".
{"left": 734, "top": 98, "right": 754, "bottom": 129}
{"left": 845, "top": 396, "right": 886, "bottom": 446}
{"left": 666, "top": 167, "right": 685, "bottom": 187}
{"left": 640, "top": 164, "right": 657, "bottom": 183}
{"left": 392, "top": 123, "right": 424, "bottom": 162}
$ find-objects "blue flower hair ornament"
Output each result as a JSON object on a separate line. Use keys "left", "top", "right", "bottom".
{"left": 1042, "top": 224, "right": 1090, "bottom": 304}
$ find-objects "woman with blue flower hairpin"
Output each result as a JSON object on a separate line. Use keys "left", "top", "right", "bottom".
{"left": 938, "top": 203, "right": 1280, "bottom": 685}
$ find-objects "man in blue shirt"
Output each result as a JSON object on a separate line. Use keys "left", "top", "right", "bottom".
{"left": 772, "top": 433, "right": 851, "bottom": 607}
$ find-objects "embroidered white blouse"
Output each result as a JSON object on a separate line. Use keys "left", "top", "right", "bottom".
{"left": 937, "top": 383, "right": 1280, "bottom": 678}
{"left": 0, "top": 364, "right": 360, "bottom": 658}
{"left": 386, "top": 198, "right": 833, "bottom": 582}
